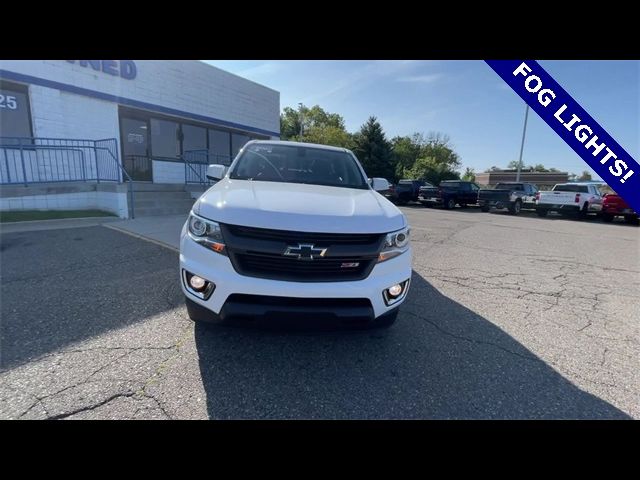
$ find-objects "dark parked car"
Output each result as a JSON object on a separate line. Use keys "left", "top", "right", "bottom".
{"left": 419, "top": 180, "right": 480, "bottom": 209}
{"left": 394, "top": 179, "right": 432, "bottom": 205}
{"left": 477, "top": 182, "right": 539, "bottom": 215}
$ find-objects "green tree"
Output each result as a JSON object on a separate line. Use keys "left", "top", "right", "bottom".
{"left": 462, "top": 167, "right": 476, "bottom": 182}
{"left": 577, "top": 170, "right": 592, "bottom": 181}
{"left": 391, "top": 134, "right": 424, "bottom": 180}
{"left": 352, "top": 116, "right": 395, "bottom": 179}
{"left": 280, "top": 104, "right": 347, "bottom": 144}
{"left": 421, "top": 132, "right": 462, "bottom": 170}
{"left": 402, "top": 156, "right": 460, "bottom": 185}
{"left": 303, "top": 124, "right": 354, "bottom": 149}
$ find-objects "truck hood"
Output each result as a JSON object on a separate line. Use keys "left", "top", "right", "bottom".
{"left": 194, "top": 178, "right": 406, "bottom": 233}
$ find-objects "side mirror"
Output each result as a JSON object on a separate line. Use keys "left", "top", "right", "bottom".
{"left": 206, "top": 164, "right": 226, "bottom": 181}
{"left": 371, "top": 178, "right": 390, "bottom": 192}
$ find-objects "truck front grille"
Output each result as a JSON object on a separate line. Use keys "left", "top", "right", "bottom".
{"left": 220, "top": 223, "right": 385, "bottom": 282}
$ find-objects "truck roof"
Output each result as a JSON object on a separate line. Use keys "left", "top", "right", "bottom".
{"left": 556, "top": 182, "right": 595, "bottom": 186}
{"left": 246, "top": 139, "right": 350, "bottom": 153}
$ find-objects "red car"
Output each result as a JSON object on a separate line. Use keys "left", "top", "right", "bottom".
{"left": 601, "top": 193, "right": 639, "bottom": 225}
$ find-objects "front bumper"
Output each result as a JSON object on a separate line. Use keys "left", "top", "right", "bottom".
{"left": 419, "top": 195, "right": 442, "bottom": 204}
{"left": 179, "top": 223, "right": 413, "bottom": 320}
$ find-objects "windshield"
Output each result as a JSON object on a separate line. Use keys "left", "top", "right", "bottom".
{"left": 229, "top": 143, "right": 368, "bottom": 189}
{"left": 553, "top": 184, "right": 588, "bottom": 193}
{"left": 495, "top": 183, "right": 523, "bottom": 190}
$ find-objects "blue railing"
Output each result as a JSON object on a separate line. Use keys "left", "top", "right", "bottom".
{"left": 0, "top": 137, "right": 136, "bottom": 218}
{"left": 183, "top": 150, "right": 232, "bottom": 184}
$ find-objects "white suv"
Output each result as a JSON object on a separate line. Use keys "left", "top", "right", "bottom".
{"left": 179, "top": 140, "right": 412, "bottom": 328}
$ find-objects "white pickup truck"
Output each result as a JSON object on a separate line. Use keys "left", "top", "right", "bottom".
{"left": 536, "top": 183, "right": 603, "bottom": 218}
{"left": 179, "top": 140, "right": 412, "bottom": 328}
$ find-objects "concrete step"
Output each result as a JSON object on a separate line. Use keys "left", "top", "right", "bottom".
{"left": 134, "top": 206, "right": 194, "bottom": 216}
{"left": 129, "top": 183, "right": 187, "bottom": 192}
{"left": 132, "top": 191, "right": 194, "bottom": 200}
{"left": 133, "top": 199, "right": 195, "bottom": 209}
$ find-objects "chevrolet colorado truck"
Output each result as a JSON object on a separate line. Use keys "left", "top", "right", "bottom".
{"left": 477, "top": 182, "right": 539, "bottom": 215}
{"left": 536, "top": 183, "right": 603, "bottom": 218}
{"left": 180, "top": 140, "right": 412, "bottom": 328}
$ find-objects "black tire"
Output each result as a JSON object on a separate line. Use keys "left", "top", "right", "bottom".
{"left": 509, "top": 200, "right": 522, "bottom": 215}
{"left": 624, "top": 215, "right": 640, "bottom": 225}
{"left": 480, "top": 206, "right": 490, "bottom": 212}
{"left": 185, "top": 296, "right": 221, "bottom": 323}
{"left": 536, "top": 209, "right": 548, "bottom": 217}
{"left": 601, "top": 213, "right": 614, "bottom": 222}
{"left": 445, "top": 198, "right": 456, "bottom": 210}
{"left": 577, "top": 203, "right": 589, "bottom": 219}
{"left": 374, "top": 308, "right": 399, "bottom": 328}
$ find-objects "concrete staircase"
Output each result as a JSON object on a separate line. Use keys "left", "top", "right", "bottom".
{"left": 131, "top": 183, "right": 207, "bottom": 217}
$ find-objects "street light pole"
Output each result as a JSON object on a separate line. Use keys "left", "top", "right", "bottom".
{"left": 516, "top": 104, "right": 530, "bottom": 182}
{"left": 298, "top": 102, "right": 304, "bottom": 139}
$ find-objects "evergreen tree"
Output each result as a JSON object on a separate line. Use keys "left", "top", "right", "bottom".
{"left": 352, "top": 117, "right": 395, "bottom": 180}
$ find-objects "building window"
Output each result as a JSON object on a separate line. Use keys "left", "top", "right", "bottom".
{"left": 208, "top": 129, "right": 231, "bottom": 165}
{"left": 0, "top": 81, "right": 33, "bottom": 141}
{"left": 231, "top": 133, "right": 250, "bottom": 157}
{"left": 182, "top": 124, "right": 207, "bottom": 153}
{"left": 150, "top": 118, "right": 179, "bottom": 159}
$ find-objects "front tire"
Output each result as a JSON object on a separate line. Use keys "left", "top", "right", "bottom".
{"left": 185, "top": 296, "right": 221, "bottom": 323}
{"left": 509, "top": 200, "right": 522, "bottom": 215}
{"left": 445, "top": 198, "right": 456, "bottom": 210}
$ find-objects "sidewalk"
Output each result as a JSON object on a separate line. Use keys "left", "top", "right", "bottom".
{"left": 105, "top": 214, "right": 187, "bottom": 251}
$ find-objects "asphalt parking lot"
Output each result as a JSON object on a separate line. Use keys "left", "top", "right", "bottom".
{"left": 1, "top": 206, "right": 638, "bottom": 419}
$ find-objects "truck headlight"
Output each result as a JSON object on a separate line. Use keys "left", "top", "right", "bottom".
{"left": 378, "top": 226, "right": 410, "bottom": 262}
{"left": 187, "top": 213, "right": 226, "bottom": 254}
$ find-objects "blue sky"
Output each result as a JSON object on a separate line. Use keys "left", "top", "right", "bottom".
{"left": 204, "top": 60, "right": 639, "bottom": 179}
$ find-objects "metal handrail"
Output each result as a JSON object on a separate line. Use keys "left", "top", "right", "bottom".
{"left": 1, "top": 136, "right": 135, "bottom": 219}
{"left": 96, "top": 142, "right": 136, "bottom": 219}
{"left": 0, "top": 145, "right": 87, "bottom": 184}
{"left": 183, "top": 150, "right": 232, "bottom": 185}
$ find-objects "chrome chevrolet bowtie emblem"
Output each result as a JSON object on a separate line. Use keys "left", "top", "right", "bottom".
{"left": 283, "top": 243, "right": 327, "bottom": 260}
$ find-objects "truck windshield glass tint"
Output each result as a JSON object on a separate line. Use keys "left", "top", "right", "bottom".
{"left": 230, "top": 144, "right": 368, "bottom": 189}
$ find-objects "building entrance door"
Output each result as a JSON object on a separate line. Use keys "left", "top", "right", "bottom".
{"left": 120, "top": 117, "right": 152, "bottom": 181}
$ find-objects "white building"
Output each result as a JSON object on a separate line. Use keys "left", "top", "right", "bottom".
{"left": 0, "top": 60, "right": 280, "bottom": 217}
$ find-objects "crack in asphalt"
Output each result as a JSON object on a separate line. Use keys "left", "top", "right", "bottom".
{"left": 402, "top": 309, "right": 539, "bottom": 362}
{"left": 47, "top": 391, "right": 137, "bottom": 420}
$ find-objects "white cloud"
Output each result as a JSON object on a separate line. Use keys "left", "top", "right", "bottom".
{"left": 396, "top": 74, "right": 443, "bottom": 83}
{"left": 302, "top": 60, "right": 436, "bottom": 104}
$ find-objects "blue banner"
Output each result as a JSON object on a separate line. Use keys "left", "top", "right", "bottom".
{"left": 485, "top": 60, "right": 639, "bottom": 213}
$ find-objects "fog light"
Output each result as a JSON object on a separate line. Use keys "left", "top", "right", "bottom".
{"left": 189, "top": 274, "right": 206, "bottom": 291}
{"left": 388, "top": 283, "right": 403, "bottom": 297}
{"left": 382, "top": 279, "right": 410, "bottom": 306}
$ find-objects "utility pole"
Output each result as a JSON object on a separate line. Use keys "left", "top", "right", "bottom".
{"left": 298, "top": 102, "right": 304, "bottom": 139}
{"left": 516, "top": 104, "right": 529, "bottom": 182}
